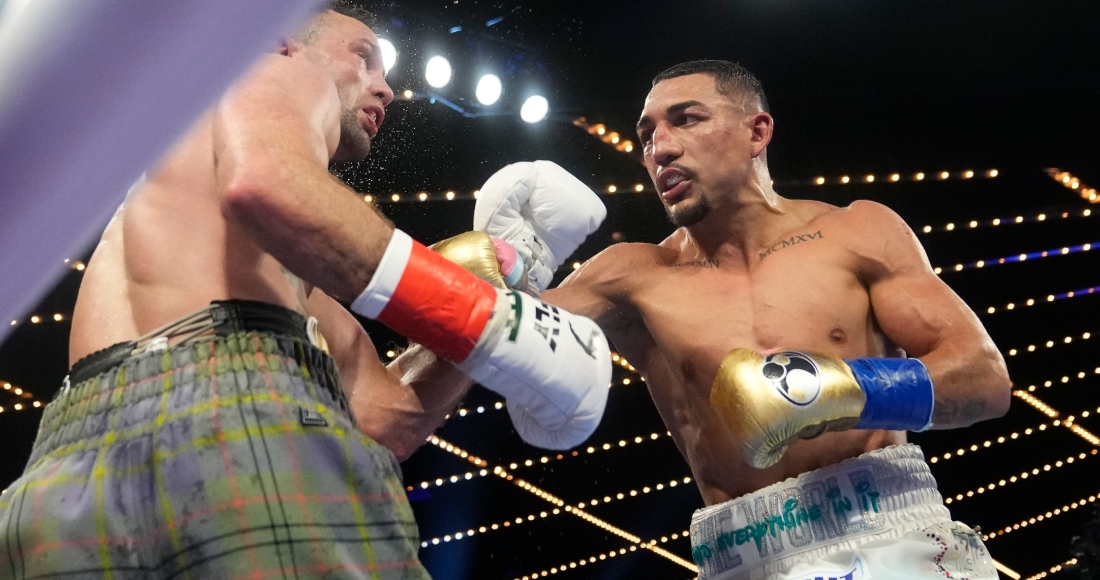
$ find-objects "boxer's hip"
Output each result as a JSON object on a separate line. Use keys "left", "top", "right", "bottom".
{"left": 31, "top": 299, "right": 349, "bottom": 467}
{"left": 1, "top": 300, "right": 428, "bottom": 578}
{"left": 690, "top": 444, "right": 991, "bottom": 579}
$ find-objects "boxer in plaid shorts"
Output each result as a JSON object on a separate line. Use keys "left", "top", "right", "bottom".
{"left": 0, "top": 3, "right": 611, "bottom": 578}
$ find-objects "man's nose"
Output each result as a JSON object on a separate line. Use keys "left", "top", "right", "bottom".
{"left": 374, "top": 76, "right": 394, "bottom": 107}
{"left": 651, "top": 125, "right": 681, "bottom": 167}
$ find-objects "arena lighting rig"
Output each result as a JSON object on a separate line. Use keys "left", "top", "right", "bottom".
{"left": 376, "top": 15, "right": 553, "bottom": 123}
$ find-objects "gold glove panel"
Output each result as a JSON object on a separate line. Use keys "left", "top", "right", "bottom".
{"left": 710, "top": 348, "right": 866, "bottom": 469}
{"left": 430, "top": 231, "right": 508, "bottom": 289}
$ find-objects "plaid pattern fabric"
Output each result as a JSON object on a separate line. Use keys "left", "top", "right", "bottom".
{"left": 0, "top": 331, "right": 429, "bottom": 580}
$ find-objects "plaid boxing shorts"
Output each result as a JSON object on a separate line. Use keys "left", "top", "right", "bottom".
{"left": 0, "top": 301, "right": 430, "bottom": 580}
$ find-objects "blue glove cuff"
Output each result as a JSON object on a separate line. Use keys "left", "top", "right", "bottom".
{"left": 846, "top": 357, "right": 934, "bottom": 432}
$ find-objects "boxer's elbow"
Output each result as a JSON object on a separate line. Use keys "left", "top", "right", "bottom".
{"left": 366, "top": 428, "right": 423, "bottom": 463}
{"left": 966, "top": 343, "right": 1012, "bottom": 424}
{"left": 985, "top": 353, "right": 1012, "bottom": 420}
{"left": 220, "top": 154, "right": 302, "bottom": 226}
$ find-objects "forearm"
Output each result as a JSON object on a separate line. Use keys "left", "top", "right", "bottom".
{"left": 355, "top": 345, "right": 473, "bottom": 461}
{"left": 224, "top": 156, "right": 393, "bottom": 303}
{"left": 918, "top": 338, "right": 1011, "bottom": 429}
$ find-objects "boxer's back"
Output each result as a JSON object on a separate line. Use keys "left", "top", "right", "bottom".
{"left": 69, "top": 112, "right": 308, "bottom": 365}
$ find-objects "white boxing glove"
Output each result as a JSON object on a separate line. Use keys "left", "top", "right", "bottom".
{"left": 473, "top": 160, "right": 606, "bottom": 295}
{"left": 457, "top": 289, "right": 611, "bottom": 450}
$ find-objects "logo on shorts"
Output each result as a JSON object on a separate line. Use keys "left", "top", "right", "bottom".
{"left": 300, "top": 407, "right": 328, "bottom": 427}
{"left": 791, "top": 558, "right": 866, "bottom": 580}
{"left": 760, "top": 351, "right": 822, "bottom": 406}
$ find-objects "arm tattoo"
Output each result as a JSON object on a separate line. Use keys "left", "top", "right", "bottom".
{"left": 932, "top": 397, "right": 987, "bottom": 426}
{"left": 280, "top": 266, "right": 310, "bottom": 314}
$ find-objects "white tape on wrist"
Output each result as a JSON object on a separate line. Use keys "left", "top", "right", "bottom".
{"left": 350, "top": 229, "right": 413, "bottom": 319}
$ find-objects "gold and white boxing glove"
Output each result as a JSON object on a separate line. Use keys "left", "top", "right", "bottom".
{"left": 711, "top": 349, "right": 935, "bottom": 469}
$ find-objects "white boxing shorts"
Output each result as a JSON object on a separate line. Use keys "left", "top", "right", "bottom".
{"left": 689, "top": 444, "right": 996, "bottom": 580}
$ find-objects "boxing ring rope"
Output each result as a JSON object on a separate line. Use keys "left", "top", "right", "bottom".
{"left": 919, "top": 207, "right": 1095, "bottom": 233}
{"left": 417, "top": 471, "right": 693, "bottom": 548}
{"left": 928, "top": 403, "right": 1100, "bottom": 465}
{"left": 1005, "top": 330, "right": 1095, "bottom": 356}
{"left": 932, "top": 240, "right": 1099, "bottom": 274}
{"left": 983, "top": 493, "right": 1099, "bottom": 541}
{"left": 0, "top": 0, "right": 327, "bottom": 344}
{"left": 1023, "top": 557, "right": 1080, "bottom": 580}
{"left": 1046, "top": 169, "right": 1098, "bottom": 203}
{"left": 944, "top": 450, "right": 1097, "bottom": 506}
{"left": 981, "top": 283, "right": 1100, "bottom": 315}
{"left": 423, "top": 435, "right": 701, "bottom": 575}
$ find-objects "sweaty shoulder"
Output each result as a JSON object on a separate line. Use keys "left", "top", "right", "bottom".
{"left": 219, "top": 54, "right": 342, "bottom": 157}
{"left": 560, "top": 242, "right": 670, "bottom": 294}
{"left": 830, "top": 200, "right": 917, "bottom": 244}
{"left": 831, "top": 200, "right": 929, "bottom": 276}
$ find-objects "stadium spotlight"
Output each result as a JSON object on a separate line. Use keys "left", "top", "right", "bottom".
{"left": 520, "top": 95, "right": 548, "bottom": 123}
{"left": 425, "top": 56, "right": 452, "bottom": 88}
{"left": 475, "top": 74, "right": 502, "bottom": 106}
{"left": 377, "top": 38, "right": 397, "bottom": 74}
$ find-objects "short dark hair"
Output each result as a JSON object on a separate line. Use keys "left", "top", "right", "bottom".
{"left": 298, "top": 0, "right": 377, "bottom": 43}
{"left": 652, "top": 60, "right": 769, "bottom": 113}
{"left": 327, "top": 0, "right": 377, "bottom": 28}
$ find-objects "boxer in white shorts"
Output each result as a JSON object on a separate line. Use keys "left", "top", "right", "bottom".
{"left": 484, "top": 59, "right": 1013, "bottom": 578}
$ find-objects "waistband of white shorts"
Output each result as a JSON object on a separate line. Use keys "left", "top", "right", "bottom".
{"left": 689, "top": 444, "right": 950, "bottom": 579}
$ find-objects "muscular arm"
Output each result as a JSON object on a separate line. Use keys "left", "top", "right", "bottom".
{"left": 542, "top": 244, "right": 650, "bottom": 365}
{"left": 213, "top": 55, "right": 391, "bottom": 303}
{"left": 853, "top": 201, "right": 1011, "bottom": 429}
{"left": 307, "top": 290, "right": 473, "bottom": 461}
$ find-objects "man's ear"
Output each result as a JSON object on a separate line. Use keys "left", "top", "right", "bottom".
{"left": 278, "top": 36, "right": 306, "bottom": 57}
{"left": 748, "top": 111, "right": 773, "bottom": 159}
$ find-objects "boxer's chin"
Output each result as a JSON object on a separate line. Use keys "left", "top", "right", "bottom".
{"left": 334, "top": 114, "right": 373, "bottom": 162}
{"left": 667, "top": 196, "right": 710, "bottom": 228}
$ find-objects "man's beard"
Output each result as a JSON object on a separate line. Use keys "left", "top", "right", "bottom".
{"left": 337, "top": 108, "right": 372, "bottom": 161}
{"left": 666, "top": 195, "right": 711, "bottom": 227}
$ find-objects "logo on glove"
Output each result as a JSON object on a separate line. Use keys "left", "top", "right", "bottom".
{"left": 760, "top": 352, "right": 822, "bottom": 406}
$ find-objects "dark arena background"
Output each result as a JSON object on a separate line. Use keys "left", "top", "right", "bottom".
{"left": 2, "top": 1, "right": 1099, "bottom": 578}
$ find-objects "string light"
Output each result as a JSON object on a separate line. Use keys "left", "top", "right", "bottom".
{"left": 1014, "top": 390, "right": 1100, "bottom": 446}
{"left": 359, "top": 183, "right": 655, "bottom": 204}
{"left": 1046, "top": 168, "right": 1098, "bottom": 203}
{"left": 420, "top": 472, "right": 692, "bottom": 548}
{"left": 408, "top": 430, "right": 671, "bottom": 492}
{"left": 919, "top": 207, "right": 1095, "bottom": 234}
{"left": 928, "top": 404, "right": 1100, "bottom": 465}
{"left": 421, "top": 436, "right": 697, "bottom": 573}
{"left": 983, "top": 493, "right": 1099, "bottom": 541}
{"left": 573, "top": 117, "right": 637, "bottom": 155}
{"left": 1017, "top": 365, "right": 1100, "bottom": 395}
{"left": 0, "top": 380, "right": 40, "bottom": 407}
{"left": 933, "top": 240, "right": 1098, "bottom": 275}
{"left": 943, "top": 450, "right": 1095, "bottom": 505}
{"left": 1005, "top": 330, "right": 1091, "bottom": 357}
{"left": 983, "top": 283, "right": 1100, "bottom": 315}
{"left": 516, "top": 531, "right": 693, "bottom": 580}
{"left": 1022, "top": 558, "right": 1078, "bottom": 580}
{"left": 809, "top": 169, "right": 996, "bottom": 187}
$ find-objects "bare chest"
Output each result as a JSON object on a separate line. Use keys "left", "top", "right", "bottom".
{"left": 634, "top": 237, "right": 881, "bottom": 386}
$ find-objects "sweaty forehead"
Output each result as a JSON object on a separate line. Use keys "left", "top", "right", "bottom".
{"left": 318, "top": 11, "right": 377, "bottom": 44}
{"left": 640, "top": 74, "right": 753, "bottom": 123}
{"left": 639, "top": 74, "right": 722, "bottom": 123}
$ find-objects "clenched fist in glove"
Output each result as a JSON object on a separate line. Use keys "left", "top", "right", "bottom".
{"left": 356, "top": 229, "right": 611, "bottom": 450}
{"left": 473, "top": 160, "right": 606, "bottom": 295}
{"left": 710, "top": 348, "right": 935, "bottom": 469}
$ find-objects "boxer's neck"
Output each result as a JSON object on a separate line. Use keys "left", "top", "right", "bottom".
{"left": 683, "top": 181, "right": 800, "bottom": 268}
